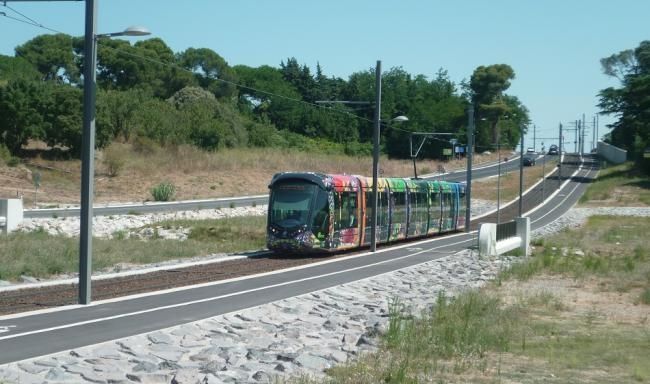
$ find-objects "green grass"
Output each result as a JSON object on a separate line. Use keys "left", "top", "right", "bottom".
{"left": 287, "top": 161, "right": 650, "bottom": 384}
{"left": 320, "top": 290, "right": 523, "bottom": 383}
{"left": 579, "top": 161, "right": 650, "bottom": 205}
{"left": 0, "top": 216, "right": 266, "bottom": 281}
{"left": 290, "top": 215, "right": 650, "bottom": 384}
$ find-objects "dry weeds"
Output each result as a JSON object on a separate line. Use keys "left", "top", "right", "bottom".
{"left": 0, "top": 143, "right": 504, "bottom": 206}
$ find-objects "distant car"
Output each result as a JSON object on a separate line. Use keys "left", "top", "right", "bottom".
{"left": 548, "top": 145, "right": 559, "bottom": 155}
{"left": 526, "top": 147, "right": 535, "bottom": 154}
{"left": 523, "top": 154, "right": 536, "bottom": 166}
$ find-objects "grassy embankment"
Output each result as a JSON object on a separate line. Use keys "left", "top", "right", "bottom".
{"left": 1, "top": 142, "right": 499, "bottom": 206}
{"left": 470, "top": 157, "right": 558, "bottom": 201}
{"left": 0, "top": 150, "right": 548, "bottom": 282}
{"left": 0, "top": 216, "right": 266, "bottom": 282}
{"left": 288, "top": 161, "right": 650, "bottom": 384}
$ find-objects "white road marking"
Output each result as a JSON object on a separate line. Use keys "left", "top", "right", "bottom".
{"left": 0, "top": 237, "right": 472, "bottom": 342}
{"left": 0, "top": 325, "right": 16, "bottom": 334}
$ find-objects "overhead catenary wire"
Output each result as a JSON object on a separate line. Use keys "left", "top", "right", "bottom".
{"left": 0, "top": 3, "right": 60, "bottom": 34}
{"left": 3, "top": 3, "right": 40, "bottom": 26}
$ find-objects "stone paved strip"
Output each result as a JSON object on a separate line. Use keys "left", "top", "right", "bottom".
{"left": 1, "top": 206, "right": 649, "bottom": 383}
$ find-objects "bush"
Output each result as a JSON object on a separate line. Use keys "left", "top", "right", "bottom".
{"left": 150, "top": 181, "right": 176, "bottom": 201}
{"left": 132, "top": 135, "right": 159, "bottom": 155}
{"left": 102, "top": 144, "right": 127, "bottom": 177}
{"left": 6, "top": 157, "right": 20, "bottom": 167}
{"left": 0, "top": 144, "right": 11, "bottom": 164}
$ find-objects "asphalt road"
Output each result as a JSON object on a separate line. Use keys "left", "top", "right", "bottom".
{"left": 0, "top": 154, "right": 597, "bottom": 364}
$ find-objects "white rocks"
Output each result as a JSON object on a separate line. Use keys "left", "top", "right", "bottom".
{"left": 0, "top": 248, "right": 517, "bottom": 384}
{"left": 17, "top": 201, "right": 498, "bottom": 241}
{"left": 17, "top": 205, "right": 268, "bottom": 240}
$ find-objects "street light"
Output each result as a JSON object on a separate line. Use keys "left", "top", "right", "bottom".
{"left": 541, "top": 142, "right": 546, "bottom": 200}
{"left": 494, "top": 113, "right": 515, "bottom": 224}
{"left": 518, "top": 123, "right": 525, "bottom": 217}
{"left": 369, "top": 61, "right": 407, "bottom": 252}
{"left": 465, "top": 104, "right": 474, "bottom": 233}
{"left": 79, "top": 0, "right": 150, "bottom": 304}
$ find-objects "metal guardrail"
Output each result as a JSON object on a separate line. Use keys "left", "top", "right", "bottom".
{"left": 496, "top": 220, "right": 517, "bottom": 242}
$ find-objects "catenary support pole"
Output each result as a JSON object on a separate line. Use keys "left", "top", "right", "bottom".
{"left": 370, "top": 60, "right": 381, "bottom": 252}
{"left": 519, "top": 126, "right": 524, "bottom": 216}
{"left": 79, "top": 0, "right": 97, "bottom": 304}
{"left": 559, "top": 123, "right": 563, "bottom": 186}
{"left": 465, "top": 104, "right": 474, "bottom": 232}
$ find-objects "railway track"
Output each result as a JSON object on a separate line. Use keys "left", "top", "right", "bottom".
{"left": 0, "top": 157, "right": 583, "bottom": 316}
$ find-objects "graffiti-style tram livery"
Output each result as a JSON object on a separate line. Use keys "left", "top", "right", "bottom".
{"left": 267, "top": 172, "right": 466, "bottom": 253}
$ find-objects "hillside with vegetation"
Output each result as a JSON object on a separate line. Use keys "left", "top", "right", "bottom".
{"left": 2, "top": 34, "right": 648, "bottom": 204}
{"left": 0, "top": 33, "right": 534, "bottom": 204}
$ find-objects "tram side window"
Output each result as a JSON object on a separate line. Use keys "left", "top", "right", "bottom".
{"left": 334, "top": 192, "right": 358, "bottom": 230}
{"left": 365, "top": 191, "right": 389, "bottom": 227}
{"left": 430, "top": 191, "right": 441, "bottom": 226}
{"left": 458, "top": 189, "right": 466, "bottom": 212}
{"left": 415, "top": 190, "right": 427, "bottom": 223}
{"left": 392, "top": 191, "right": 407, "bottom": 226}
{"left": 444, "top": 192, "right": 454, "bottom": 223}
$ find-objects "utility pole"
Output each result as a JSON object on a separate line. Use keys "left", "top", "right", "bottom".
{"left": 370, "top": 60, "right": 381, "bottom": 252}
{"left": 465, "top": 104, "right": 474, "bottom": 232}
{"left": 518, "top": 125, "right": 524, "bottom": 216}
{"left": 596, "top": 114, "right": 599, "bottom": 146}
{"left": 559, "top": 123, "right": 563, "bottom": 185}
{"left": 533, "top": 124, "right": 536, "bottom": 152}
{"left": 582, "top": 113, "right": 587, "bottom": 155}
{"left": 592, "top": 115, "right": 596, "bottom": 151}
{"left": 496, "top": 139, "right": 501, "bottom": 224}
{"left": 575, "top": 120, "right": 579, "bottom": 153}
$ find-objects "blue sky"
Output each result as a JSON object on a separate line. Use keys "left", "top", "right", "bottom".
{"left": 0, "top": 0, "right": 647, "bottom": 151}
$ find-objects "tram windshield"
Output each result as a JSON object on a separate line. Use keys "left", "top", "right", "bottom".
{"left": 269, "top": 181, "right": 317, "bottom": 229}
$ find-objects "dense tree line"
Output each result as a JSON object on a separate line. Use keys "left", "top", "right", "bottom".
{"left": 0, "top": 33, "right": 529, "bottom": 160}
{"left": 599, "top": 40, "right": 650, "bottom": 164}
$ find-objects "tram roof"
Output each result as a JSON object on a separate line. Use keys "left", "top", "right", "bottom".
{"left": 269, "top": 172, "right": 330, "bottom": 189}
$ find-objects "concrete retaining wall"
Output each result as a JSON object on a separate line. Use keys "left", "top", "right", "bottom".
{"left": 478, "top": 217, "right": 530, "bottom": 257}
{"left": 0, "top": 199, "right": 23, "bottom": 234}
{"left": 597, "top": 141, "right": 627, "bottom": 164}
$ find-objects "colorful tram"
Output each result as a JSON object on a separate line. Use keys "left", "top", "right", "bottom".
{"left": 266, "top": 172, "right": 466, "bottom": 253}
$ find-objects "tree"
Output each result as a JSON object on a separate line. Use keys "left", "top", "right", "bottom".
{"left": 40, "top": 83, "right": 85, "bottom": 155}
{"left": 0, "top": 55, "right": 41, "bottom": 84}
{"left": 469, "top": 64, "right": 516, "bottom": 147}
{"left": 0, "top": 79, "right": 47, "bottom": 154}
{"left": 15, "top": 34, "right": 80, "bottom": 84}
{"left": 598, "top": 41, "right": 650, "bottom": 161}
{"left": 132, "top": 98, "right": 184, "bottom": 145}
{"left": 177, "top": 48, "right": 237, "bottom": 99}
{"left": 90, "top": 38, "right": 193, "bottom": 98}
{"left": 97, "top": 88, "right": 150, "bottom": 142}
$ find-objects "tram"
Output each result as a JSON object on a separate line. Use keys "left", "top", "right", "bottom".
{"left": 266, "top": 172, "right": 466, "bottom": 253}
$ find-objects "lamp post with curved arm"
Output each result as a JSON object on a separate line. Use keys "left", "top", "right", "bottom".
{"left": 369, "top": 61, "right": 407, "bottom": 252}
{"left": 79, "top": 0, "right": 150, "bottom": 304}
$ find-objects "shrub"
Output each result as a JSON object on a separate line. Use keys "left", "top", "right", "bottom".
{"left": 132, "top": 135, "right": 159, "bottom": 155}
{"left": 150, "top": 182, "right": 176, "bottom": 201}
{"left": 6, "top": 156, "right": 20, "bottom": 167}
{"left": 0, "top": 144, "right": 11, "bottom": 165}
{"left": 102, "top": 144, "right": 127, "bottom": 177}
{"left": 639, "top": 288, "right": 650, "bottom": 305}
